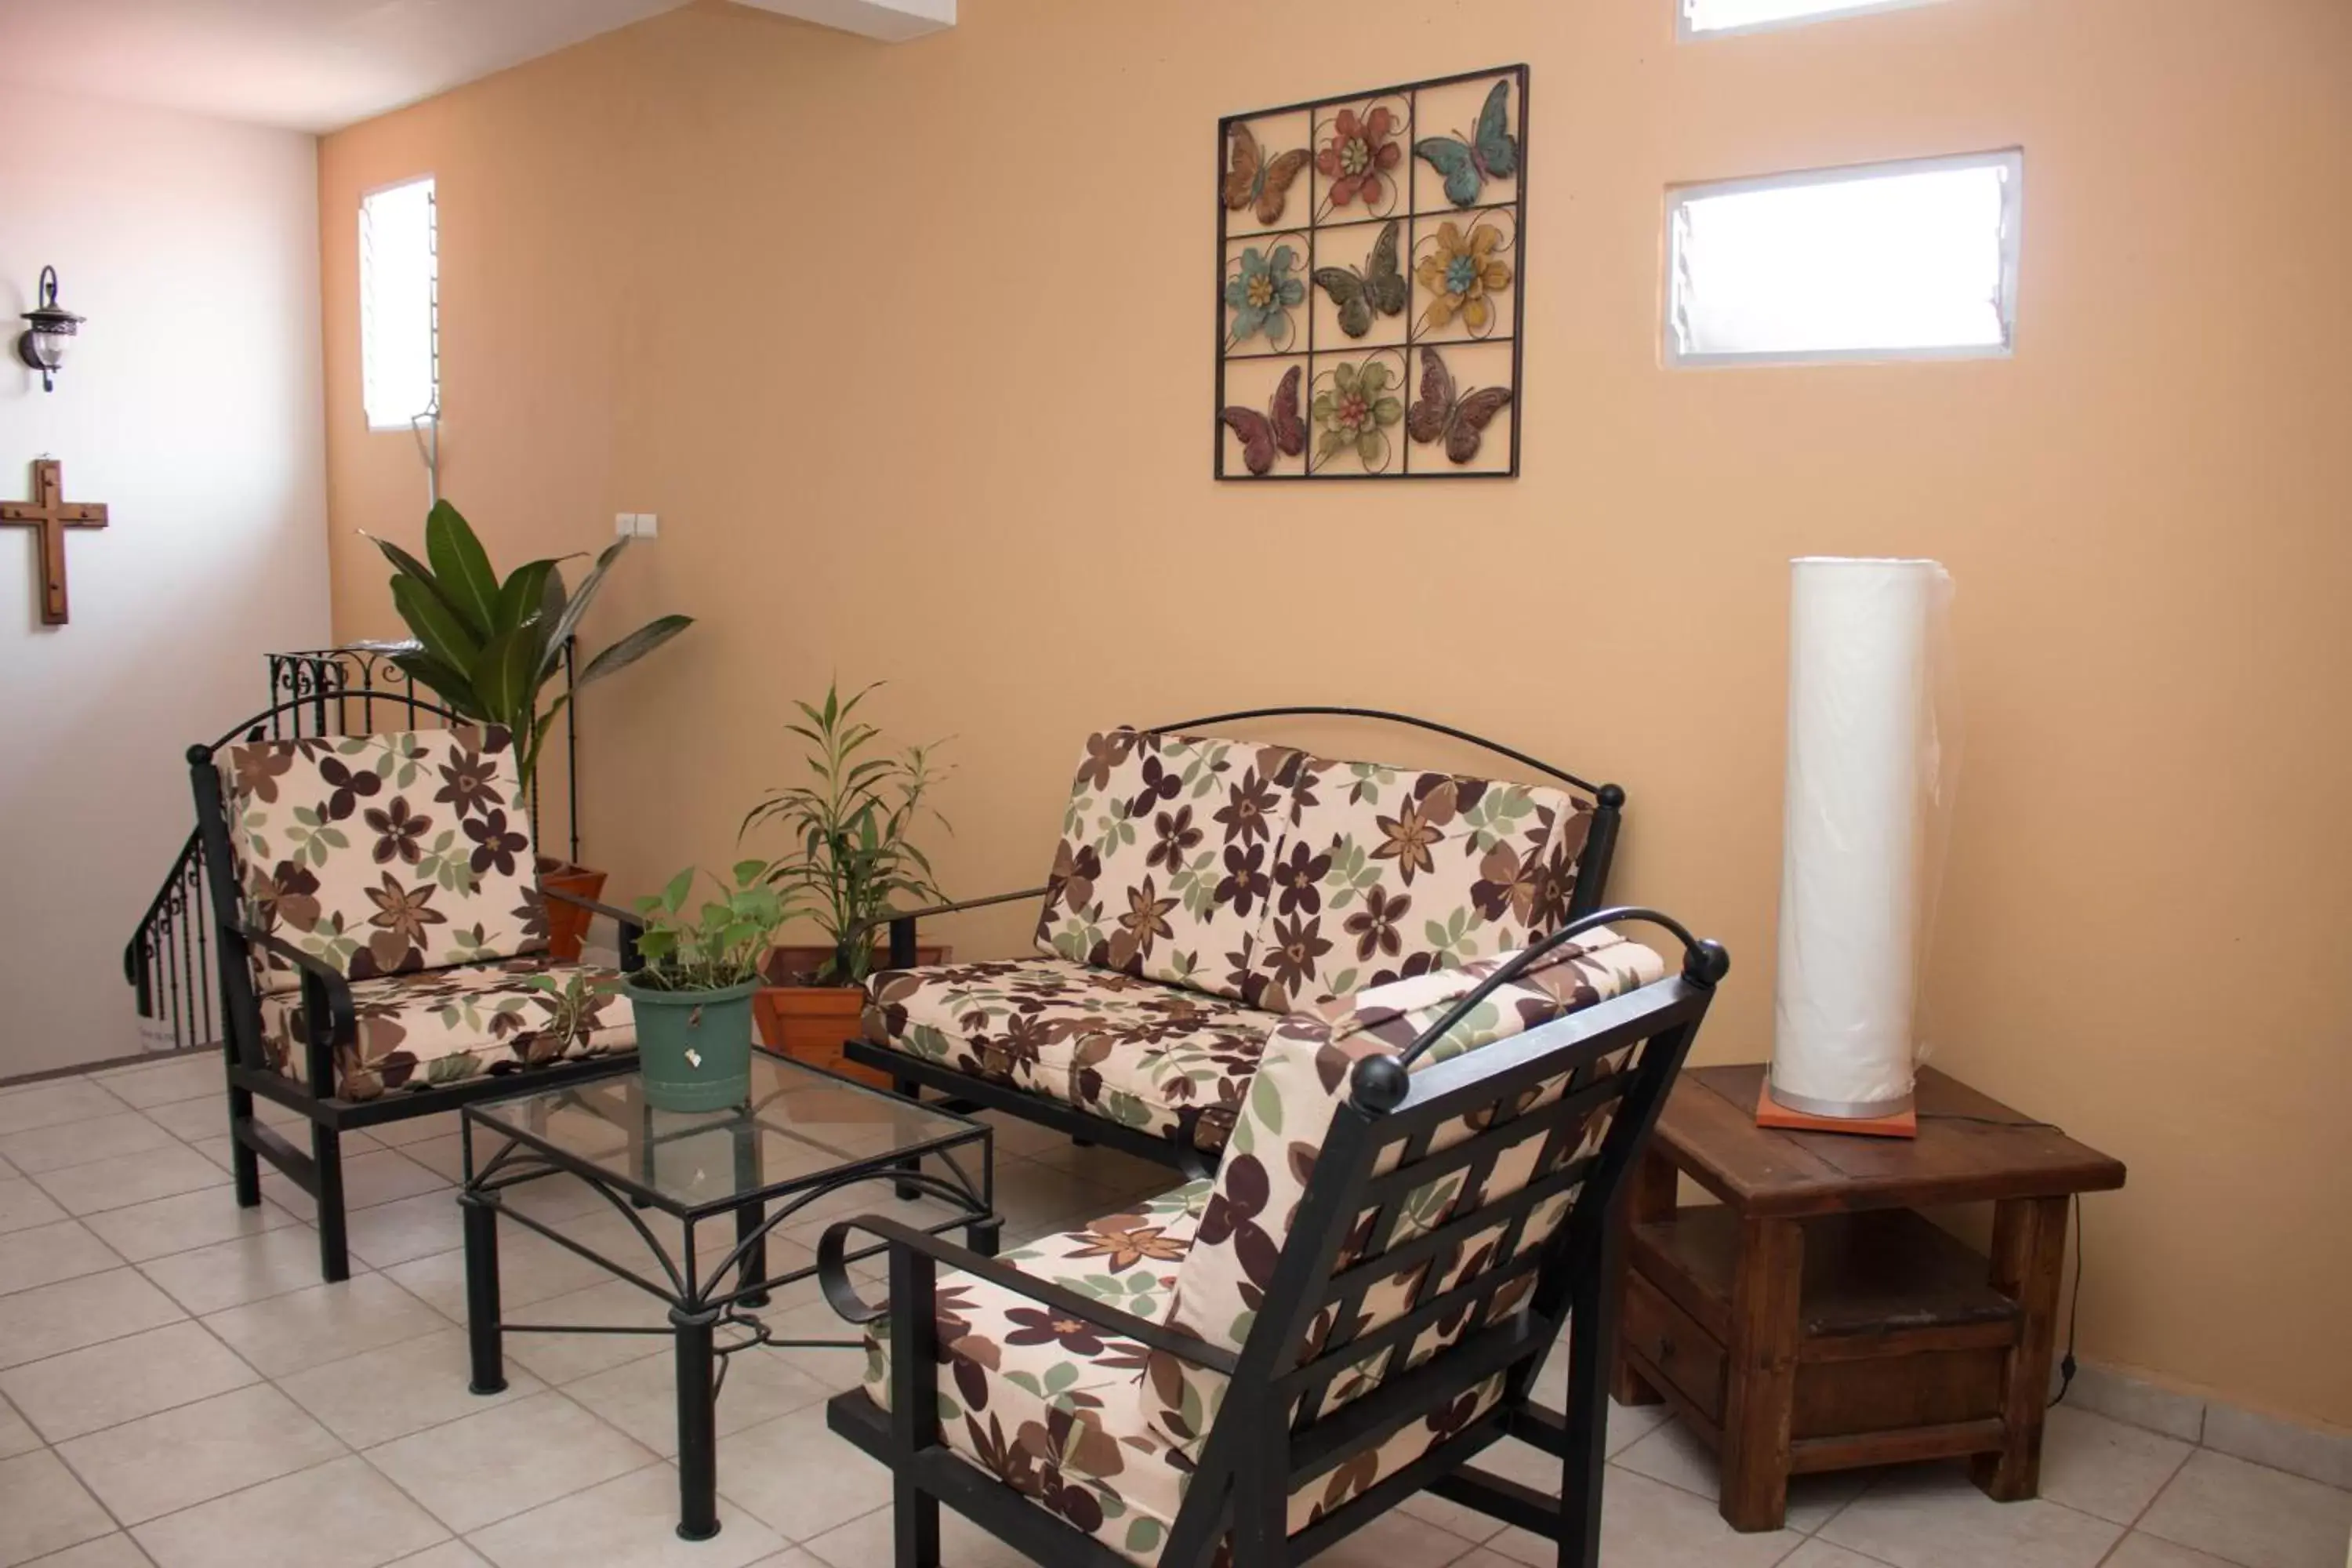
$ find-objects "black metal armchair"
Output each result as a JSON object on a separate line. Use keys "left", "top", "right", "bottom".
{"left": 189, "top": 698, "right": 647, "bottom": 1282}
{"left": 819, "top": 907, "right": 1727, "bottom": 1567}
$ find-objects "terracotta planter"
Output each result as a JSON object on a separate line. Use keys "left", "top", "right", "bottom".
{"left": 755, "top": 942, "right": 947, "bottom": 1088}
{"left": 537, "top": 858, "right": 608, "bottom": 963}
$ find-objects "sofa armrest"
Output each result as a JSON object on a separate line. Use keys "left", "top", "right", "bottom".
{"left": 241, "top": 925, "right": 353, "bottom": 1090}
{"left": 862, "top": 886, "right": 1050, "bottom": 969}
{"left": 815, "top": 1213, "right": 1241, "bottom": 1376}
{"left": 540, "top": 884, "right": 646, "bottom": 972}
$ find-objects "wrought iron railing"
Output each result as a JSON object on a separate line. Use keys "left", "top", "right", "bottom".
{"left": 124, "top": 642, "right": 579, "bottom": 1054}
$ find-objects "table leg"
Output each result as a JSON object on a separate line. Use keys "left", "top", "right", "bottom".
{"left": 732, "top": 1123, "right": 769, "bottom": 1308}
{"left": 1971, "top": 1194, "right": 2069, "bottom": 1501}
{"left": 1612, "top": 1147, "right": 1679, "bottom": 1406}
{"left": 462, "top": 1194, "right": 505, "bottom": 1396}
{"left": 1719, "top": 1214, "right": 1804, "bottom": 1532}
{"left": 674, "top": 1305, "right": 721, "bottom": 1541}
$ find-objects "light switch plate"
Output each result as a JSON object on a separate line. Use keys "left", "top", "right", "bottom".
{"left": 634, "top": 512, "right": 659, "bottom": 538}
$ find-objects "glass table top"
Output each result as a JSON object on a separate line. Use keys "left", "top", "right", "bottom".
{"left": 463, "top": 1051, "right": 986, "bottom": 1218}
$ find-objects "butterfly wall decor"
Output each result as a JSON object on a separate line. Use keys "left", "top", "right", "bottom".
{"left": 1223, "top": 123, "right": 1310, "bottom": 229}
{"left": 1406, "top": 347, "right": 1514, "bottom": 466}
{"left": 1219, "top": 365, "right": 1308, "bottom": 477}
{"left": 1414, "top": 79, "right": 1520, "bottom": 210}
{"left": 1312, "top": 220, "right": 1408, "bottom": 339}
{"left": 1215, "top": 65, "right": 1526, "bottom": 481}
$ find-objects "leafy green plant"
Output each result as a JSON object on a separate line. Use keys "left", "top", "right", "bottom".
{"left": 740, "top": 681, "right": 949, "bottom": 988}
{"left": 628, "top": 862, "right": 786, "bottom": 993}
{"left": 365, "top": 499, "right": 693, "bottom": 804}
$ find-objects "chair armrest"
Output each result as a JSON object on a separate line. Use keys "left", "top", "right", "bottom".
{"left": 880, "top": 887, "right": 1051, "bottom": 925}
{"left": 539, "top": 885, "right": 645, "bottom": 973}
{"left": 815, "top": 1213, "right": 1241, "bottom": 1377}
{"left": 857, "top": 886, "right": 1051, "bottom": 970}
{"left": 240, "top": 925, "right": 353, "bottom": 1089}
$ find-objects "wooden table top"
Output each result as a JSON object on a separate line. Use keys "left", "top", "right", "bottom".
{"left": 1655, "top": 1065, "right": 2126, "bottom": 1218}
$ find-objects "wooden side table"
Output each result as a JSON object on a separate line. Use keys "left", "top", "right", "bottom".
{"left": 1613, "top": 1064, "right": 2125, "bottom": 1532}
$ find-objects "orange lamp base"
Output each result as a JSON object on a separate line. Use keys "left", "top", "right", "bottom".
{"left": 1755, "top": 1076, "right": 1918, "bottom": 1138}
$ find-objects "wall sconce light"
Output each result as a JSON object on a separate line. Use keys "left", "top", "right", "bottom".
{"left": 16, "top": 267, "right": 85, "bottom": 392}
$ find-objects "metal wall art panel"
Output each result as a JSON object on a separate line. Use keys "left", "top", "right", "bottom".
{"left": 1217, "top": 64, "right": 1528, "bottom": 481}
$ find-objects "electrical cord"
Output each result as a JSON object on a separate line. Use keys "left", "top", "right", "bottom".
{"left": 1915, "top": 1112, "right": 2084, "bottom": 1406}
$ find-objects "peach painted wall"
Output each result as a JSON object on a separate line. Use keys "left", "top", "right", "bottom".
{"left": 318, "top": 0, "right": 2352, "bottom": 1427}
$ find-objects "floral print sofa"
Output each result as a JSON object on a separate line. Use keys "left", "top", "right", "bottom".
{"left": 834, "top": 924, "right": 1687, "bottom": 1565}
{"left": 858, "top": 724, "right": 1621, "bottom": 1157}
{"left": 217, "top": 725, "right": 635, "bottom": 1099}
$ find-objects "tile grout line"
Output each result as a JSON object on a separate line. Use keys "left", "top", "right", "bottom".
{"left": 0, "top": 1316, "right": 270, "bottom": 1450}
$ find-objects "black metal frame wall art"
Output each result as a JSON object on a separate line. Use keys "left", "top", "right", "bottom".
{"left": 1217, "top": 64, "right": 1528, "bottom": 481}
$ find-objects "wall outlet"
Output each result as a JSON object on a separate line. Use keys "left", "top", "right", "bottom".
{"left": 615, "top": 512, "right": 636, "bottom": 537}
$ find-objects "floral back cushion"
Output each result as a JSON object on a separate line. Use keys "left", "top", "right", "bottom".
{"left": 219, "top": 726, "right": 547, "bottom": 993}
{"left": 1033, "top": 729, "right": 1309, "bottom": 1002}
{"left": 1141, "top": 928, "right": 1666, "bottom": 1460}
{"left": 1242, "top": 753, "right": 1592, "bottom": 1014}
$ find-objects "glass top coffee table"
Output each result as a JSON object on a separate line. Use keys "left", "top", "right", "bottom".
{"left": 458, "top": 1049, "right": 996, "bottom": 1541}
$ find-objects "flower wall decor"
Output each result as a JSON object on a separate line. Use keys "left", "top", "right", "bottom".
{"left": 1223, "top": 242, "right": 1307, "bottom": 352}
{"left": 1216, "top": 65, "right": 1526, "bottom": 481}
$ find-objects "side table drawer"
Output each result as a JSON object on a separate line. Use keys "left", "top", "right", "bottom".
{"left": 1624, "top": 1268, "right": 1726, "bottom": 1425}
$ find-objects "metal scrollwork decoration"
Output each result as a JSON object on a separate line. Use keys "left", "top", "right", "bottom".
{"left": 1215, "top": 65, "right": 1528, "bottom": 481}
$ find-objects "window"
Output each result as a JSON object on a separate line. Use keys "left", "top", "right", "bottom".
{"left": 1666, "top": 151, "right": 2020, "bottom": 365}
{"left": 1681, "top": 0, "right": 1946, "bottom": 38}
{"left": 360, "top": 176, "right": 437, "bottom": 430}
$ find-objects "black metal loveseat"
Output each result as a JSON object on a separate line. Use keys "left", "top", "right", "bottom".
{"left": 850, "top": 710, "right": 1627, "bottom": 1173}
{"left": 190, "top": 699, "right": 645, "bottom": 1282}
{"left": 820, "top": 906, "right": 1728, "bottom": 1568}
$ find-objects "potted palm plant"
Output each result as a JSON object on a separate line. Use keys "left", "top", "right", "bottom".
{"left": 741, "top": 682, "right": 950, "bottom": 1085}
{"left": 626, "top": 862, "right": 784, "bottom": 1112}
{"left": 367, "top": 500, "right": 692, "bottom": 959}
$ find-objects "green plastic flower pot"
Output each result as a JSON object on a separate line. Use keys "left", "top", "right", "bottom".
{"left": 626, "top": 976, "right": 759, "bottom": 1113}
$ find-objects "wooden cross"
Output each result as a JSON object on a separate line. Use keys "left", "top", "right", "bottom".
{"left": 1, "top": 459, "right": 107, "bottom": 626}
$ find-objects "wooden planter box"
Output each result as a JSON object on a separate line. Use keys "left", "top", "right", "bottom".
{"left": 755, "top": 944, "right": 947, "bottom": 1088}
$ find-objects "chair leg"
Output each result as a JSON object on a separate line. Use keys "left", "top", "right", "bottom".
{"left": 225, "top": 1076, "right": 261, "bottom": 1209}
{"left": 1557, "top": 1247, "right": 1621, "bottom": 1568}
{"left": 893, "top": 1476, "right": 939, "bottom": 1568}
{"left": 891, "top": 1078, "right": 924, "bottom": 1200}
{"left": 312, "top": 1123, "right": 350, "bottom": 1283}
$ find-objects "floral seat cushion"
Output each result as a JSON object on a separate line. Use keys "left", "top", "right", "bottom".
{"left": 218, "top": 726, "right": 548, "bottom": 994}
{"left": 258, "top": 956, "right": 633, "bottom": 1100}
{"left": 859, "top": 1179, "right": 1497, "bottom": 1564}
{"left": 862, "top": 959, "right": 1275, "bottom": 1150}
{"left": 862, "top": 1182, "right": 1209, "bottom": 1562}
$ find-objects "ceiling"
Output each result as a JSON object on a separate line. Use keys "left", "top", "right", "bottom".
{"left": 0, "top": 0, "right": 800, "bottom": 135}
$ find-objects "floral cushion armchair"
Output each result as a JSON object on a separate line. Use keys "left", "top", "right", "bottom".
{"left": 821, "top": 911, "right": 1728, "bottom": 1568}
{"left": 192, "top": 711, "right": 644, "bottom": 1282}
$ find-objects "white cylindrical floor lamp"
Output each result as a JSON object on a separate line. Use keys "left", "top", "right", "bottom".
{"left": 1769, "top": 557, "right": 1954, "bottom": 1123}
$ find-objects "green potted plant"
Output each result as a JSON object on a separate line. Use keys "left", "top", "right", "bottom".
{"left": 740, "top": 682, "right": 951, "bottom": 1084}
{"left": 626, "top": 862, "right": 784, "bottom": 1112}
{"left": 366, "top": 499, "right": 692, "bottom": 959}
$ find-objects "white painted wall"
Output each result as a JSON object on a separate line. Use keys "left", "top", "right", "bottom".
{"left": 0, "top": 89, "right": 328, "bottom": 1077}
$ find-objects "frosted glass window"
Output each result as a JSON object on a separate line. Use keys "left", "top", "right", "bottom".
{"left": 1667, "top": 151, "right": 2020, "bottom": 365}
{"left": 1682, "top": 0, "right": 1945, "bottom": 38}
{"left": 361, "top": 176, "right": 437, "bottom": 430}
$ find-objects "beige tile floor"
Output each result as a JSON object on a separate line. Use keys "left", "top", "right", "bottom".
{"left": 1, "top": 1055, "right": 2347, "bottom": 1568}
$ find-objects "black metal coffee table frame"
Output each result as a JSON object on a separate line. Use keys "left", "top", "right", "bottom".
{"left": 458, "top": 1062, "right": 997, "bottom": 1541}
